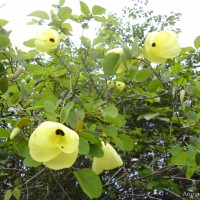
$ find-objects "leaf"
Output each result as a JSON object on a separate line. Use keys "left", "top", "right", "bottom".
{"left": 44, "top": 100, "right": 55, "bottom": 112}
{"left": 185, "top": 111, "right": 198, "bottom": 120}
{"left": 103, "top": 53, "right": 121, "bottom": 76}
{"left": 92, "top": 5, "right": 106, "bottom": 15}
{"left": 0, "top": 128, "right": 10, "bottom": 138}
{"left": 118, "top": 134, "right": 134, "bottom": 151}
{"left": 28, "top": 10, "right": 49, "bottom": 19}
{"left": 148, "top": 79, "right": 162, "bottom": 92}
{"left": 186, "top": 167, "right": 194, "bottom": 179}
{"left": 58, "top": 7, "right": 72, "bottom": 22}
{"left": 101, "top": 125, "right": 118, "bottom": 138}
{"left": 79, "top": 137, "right": 90, "bottom": 155}
{"left": 23, "top": 156, "right": 41, "bottom": 167}
{"left": 74, "top": 168, "right": 102, "bottom": 199}
{"left": 89, "top": 144, "right": 104, "bottom": 157}
{"left": 0, "top": 76, "right": 8, "bottom": 93}
{"left": 144, "top": 113, "right": 159, "bottom": 120}
{"left": 80, "top": 36, "right": 91, "bottom": 48}
{"left": 12, "top": 188, "right": 21, "bottom": 200}
{"left": 16, "top": 118, "right": 31, "bottom": 128}
{"left": 195, "top": 152, "right": 200, "bottom": 165}
{"left": 135, "top": 69, "right": 151, "bottom": 82}
{"left": 4, "top": 189, "right": 12, "bottom": 200}
{"left": 23, "top": 39, "right": 35, "bottom": 48}
{"left": 194, "top": 35, "right": 200, "bottom": 49}
{"left": 0, "top": 63, "right": 5, "bottom": 75}
{"left": 25, "top": 50, "right": 38, "bottom": 59}
{"left": 0, "top": 19, "right": 9, "bottom": 27}
{"left": 60, "top": 101, "right": 74, "bottom": 124}
{"left": 0, "top": 34, "right": 10, "bottom": 48}
{"left": 80, "top": 1, "right": 90, "bottom": 16}
{"left": 105, "top": 114, "right": 126, "bottom": 127}
{"left": 59, "top": 0, "right": 65, "bottom": 6}
{"left": 80, "top": 131, "right": 100, "bottom": 144}
{"left": 102, "top": 104, "right": 118, "bottom": 118}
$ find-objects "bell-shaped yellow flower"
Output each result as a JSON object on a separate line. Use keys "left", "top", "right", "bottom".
{"left": 34, "top": 29, "right": 60, "bottom": 52}
{"left": 29, "top": 121, "right": 79, "bottom": 170}
{"left": 92, "top": 142, "right": 123, "bottom": 175}
{"left": 116, "top": 81, "right": 125, "bottom": 90}
{"left": 143, "top": 30, "right": 181, "bottom": 64}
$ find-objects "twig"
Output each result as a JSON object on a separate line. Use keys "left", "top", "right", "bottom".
{"left": 163, "top": 187, "right": 184, "bottom": 199}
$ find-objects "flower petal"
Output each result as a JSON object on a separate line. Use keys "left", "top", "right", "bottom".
{"left": 43, "top": 149, "right": 79, "bottom": 170}
{"left": 29, "top": 140, "right": 60, "bottom": 162}
{"left": 92, "top": 142, "right": 123, "bottom": 175}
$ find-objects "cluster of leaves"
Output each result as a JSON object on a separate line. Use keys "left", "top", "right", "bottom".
{"left": 1, "top": 0, "right": 200, "bottom": 199}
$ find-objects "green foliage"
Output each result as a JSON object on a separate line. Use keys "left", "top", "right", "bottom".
{"left": 1, "top": 0, "right": 200, "bottom": 199}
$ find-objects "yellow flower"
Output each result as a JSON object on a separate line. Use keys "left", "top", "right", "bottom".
{"left": 29, "top": 121, "right": 79, "bottom": 170}
{"left": 143, "top": 30, "right": 181, "bottom": 64}
{"left": 107, "top": 80, "right": 115, "bottom": 88}
{"left": 92, "top": 142, "right": 123, "bottom": 175}
{"left": 116, "top": 81, "right": 125, "bottom": 90}
{"left": 34, "top": 29, "right": 60, "bottom": 52}
{"left": 10, "top": 127, "right": 20, "bottom": 139}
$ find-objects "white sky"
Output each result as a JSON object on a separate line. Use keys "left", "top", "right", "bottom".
{"left": 0, "top": 0, "right": 199, "bottom": 49}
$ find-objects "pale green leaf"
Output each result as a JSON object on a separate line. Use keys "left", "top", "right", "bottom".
{"left": 118, "top": 134, "right": 134, "bottom": 151}
{"left": 102, "top": 104, "right": 118, "bottom": 118}
{"left": 79, "top": 137, "right": 90, "bottom": 155}
{"left": 12, "top": 188, "right": 21, "bottom": 200}
{"left": 0, "top": 34, "right": 10, "bottom": 48}
{"left": 148, "top": 79, "right": 162, "bottom": 92}
{"left": 135, "top": 69, "right": 151, "bottom": 82}
{"left": 28, "top": 10, "right": 49, "bottom": 19}
{"left": 4, "top": 189, "right": 12, "bottom": 200}
{"left": 74, "top": 168, "right": 102, "bottom": 199}
{"left": 0, "top": 76, "right": 8, "bottom": 93}
{"left": 80, "top": 1, "right": 90, "bottom": 16}
{"left": 60, "top": 101, "right": 74, "bottom": 124}
{"left": 0, "top": 19, "right": 8, "bottom": 27}
{"left": 92, "top": 5, "right": 106, "bottom": 15}
{"left": 58, "top": 7, "right": 72, "bottom": 22}
{"left": 194, "top": 35, "right": 200, "bottom": 49}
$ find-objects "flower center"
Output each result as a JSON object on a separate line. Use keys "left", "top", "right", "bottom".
{"left": 49, "top": 38, "right": 55, "bottom": 43}
{"left": 55, "top": 129, "right": 65, "bottom": 136}
{"left": 152, "top": 42, "right": 156, "bottom": 47}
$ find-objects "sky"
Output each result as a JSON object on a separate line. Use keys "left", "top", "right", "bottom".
{"left": 0, "top": 0, "right": 199, "bottom": 49}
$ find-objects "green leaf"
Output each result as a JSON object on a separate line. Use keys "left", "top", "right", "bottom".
{"left": 194, "top": 35, "right": 200, "bottom": 49}
{"left": 105, "top": 114, "right": 126, "bottom": 127}
{"left": 195, "top": 152, "right": 200, "bottom": 165}
{"left": 80, "top": 36, "right": 91, "bottom": 48}
{"left": 79, "top": 137, "right": 90, "bottom": 155}
{"left": 118, "top": 134, "right": 134, "bottom": 151}
{"left": 92, "top": 5, "right": 106, "bottom": 15}
{"left": 80, "top": 131, "right": 100, "bottom": 144}
{"left": 59, "top": 0, "right": 65, "bottom": 6}
{"left": 74, "top": 168, "right": 102, "bottom": 199}
{"left": 12, "top": 188, "right": 21, "bottom": 200}
{"left": 101, "top": 125, "right": 118, "bottom": 138}
{"left": 44, "top": 100, "right": 55, "bottom": 113}
{"left": 23, "top": 156, "right": 41, "bottom": 167}
{"left": 148, "top": 79, "right": 162, "bottom": 92}
{"left": 171, "top": 151, "right": 187, "bottom": 165}
{"left": 28, "top": 10, "right": 49, "bottom": 19}
{"left": 0, "top": 76, "right": 8, "bottom": 93}
{"left": 60, "top": 101, "right": 74, "bottom": 124}
{"left": 0, "top": 128, "right": 9, "bottom": 138}
{"left": 25, "top": 50, "right": 38, "bottom": 59}
{"left": 23, "top": 39, "right": 35, "bottom": 48}
{"left": 80, "top": 1, "right": 90, "bottom": 16}
{"left": 4, "top": 189, "right": 12, "bottom": 200}
{"left": 0, "top": 19, "right": 8, "bottom": 27}
{"left": 186, "top": 167, "right": 194, "bottom": 179}
{"left": 144, "top": 113, "right": 159, "bottom": 120}
{"left": 185, "top": 111, "right": 198, "bottom": 120}
{"left": 135, "top": 69, "right": 151, "bottom": 82}
{"left": 0, "top": 63, "right": 5, "bottom": 75}
{"left": 103, "top": 53, "right": 121, "bottom": 76}
{"left": 102, "top": 104, "right": 118, "bottom": 118}
{"left": 0, "top": 34, "right": 10, "bottom": 48}
{"left": 58, "top": 7, "right": 72, "bottom": 22}
{"left": 89, "top": 144, "right": 104, "bottom": 157}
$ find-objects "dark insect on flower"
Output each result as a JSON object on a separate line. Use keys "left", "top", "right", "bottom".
{"left": 152, "top": 42, "right": 156, "bottom": 47}
{"left": 56, "top": 129, "right": 65, "bottom": 136}
{"left": 49, "top": 38, "right": 55, "bottom": 42}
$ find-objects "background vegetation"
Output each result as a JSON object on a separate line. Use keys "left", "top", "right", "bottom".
{"left": 1, "top": 0, "right": 200, "bottom": 199}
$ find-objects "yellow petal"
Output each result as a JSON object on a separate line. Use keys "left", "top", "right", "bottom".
{"left": 29, "top": 140, "right": 60, "bottom": 162}
{"left": 143, "top": 30, "right": 181, "bottom": 64}
{"left": 35, "top": 29, "right": 60, "bottom": 52}
{"left": 116, "top": 81, "right": 125, "bottom": 90}
{"left": 92, "top": 142, "right": 123, "bottom": 175}
{"left": 43, "top": 149, "right": 79, "bottom": 170}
